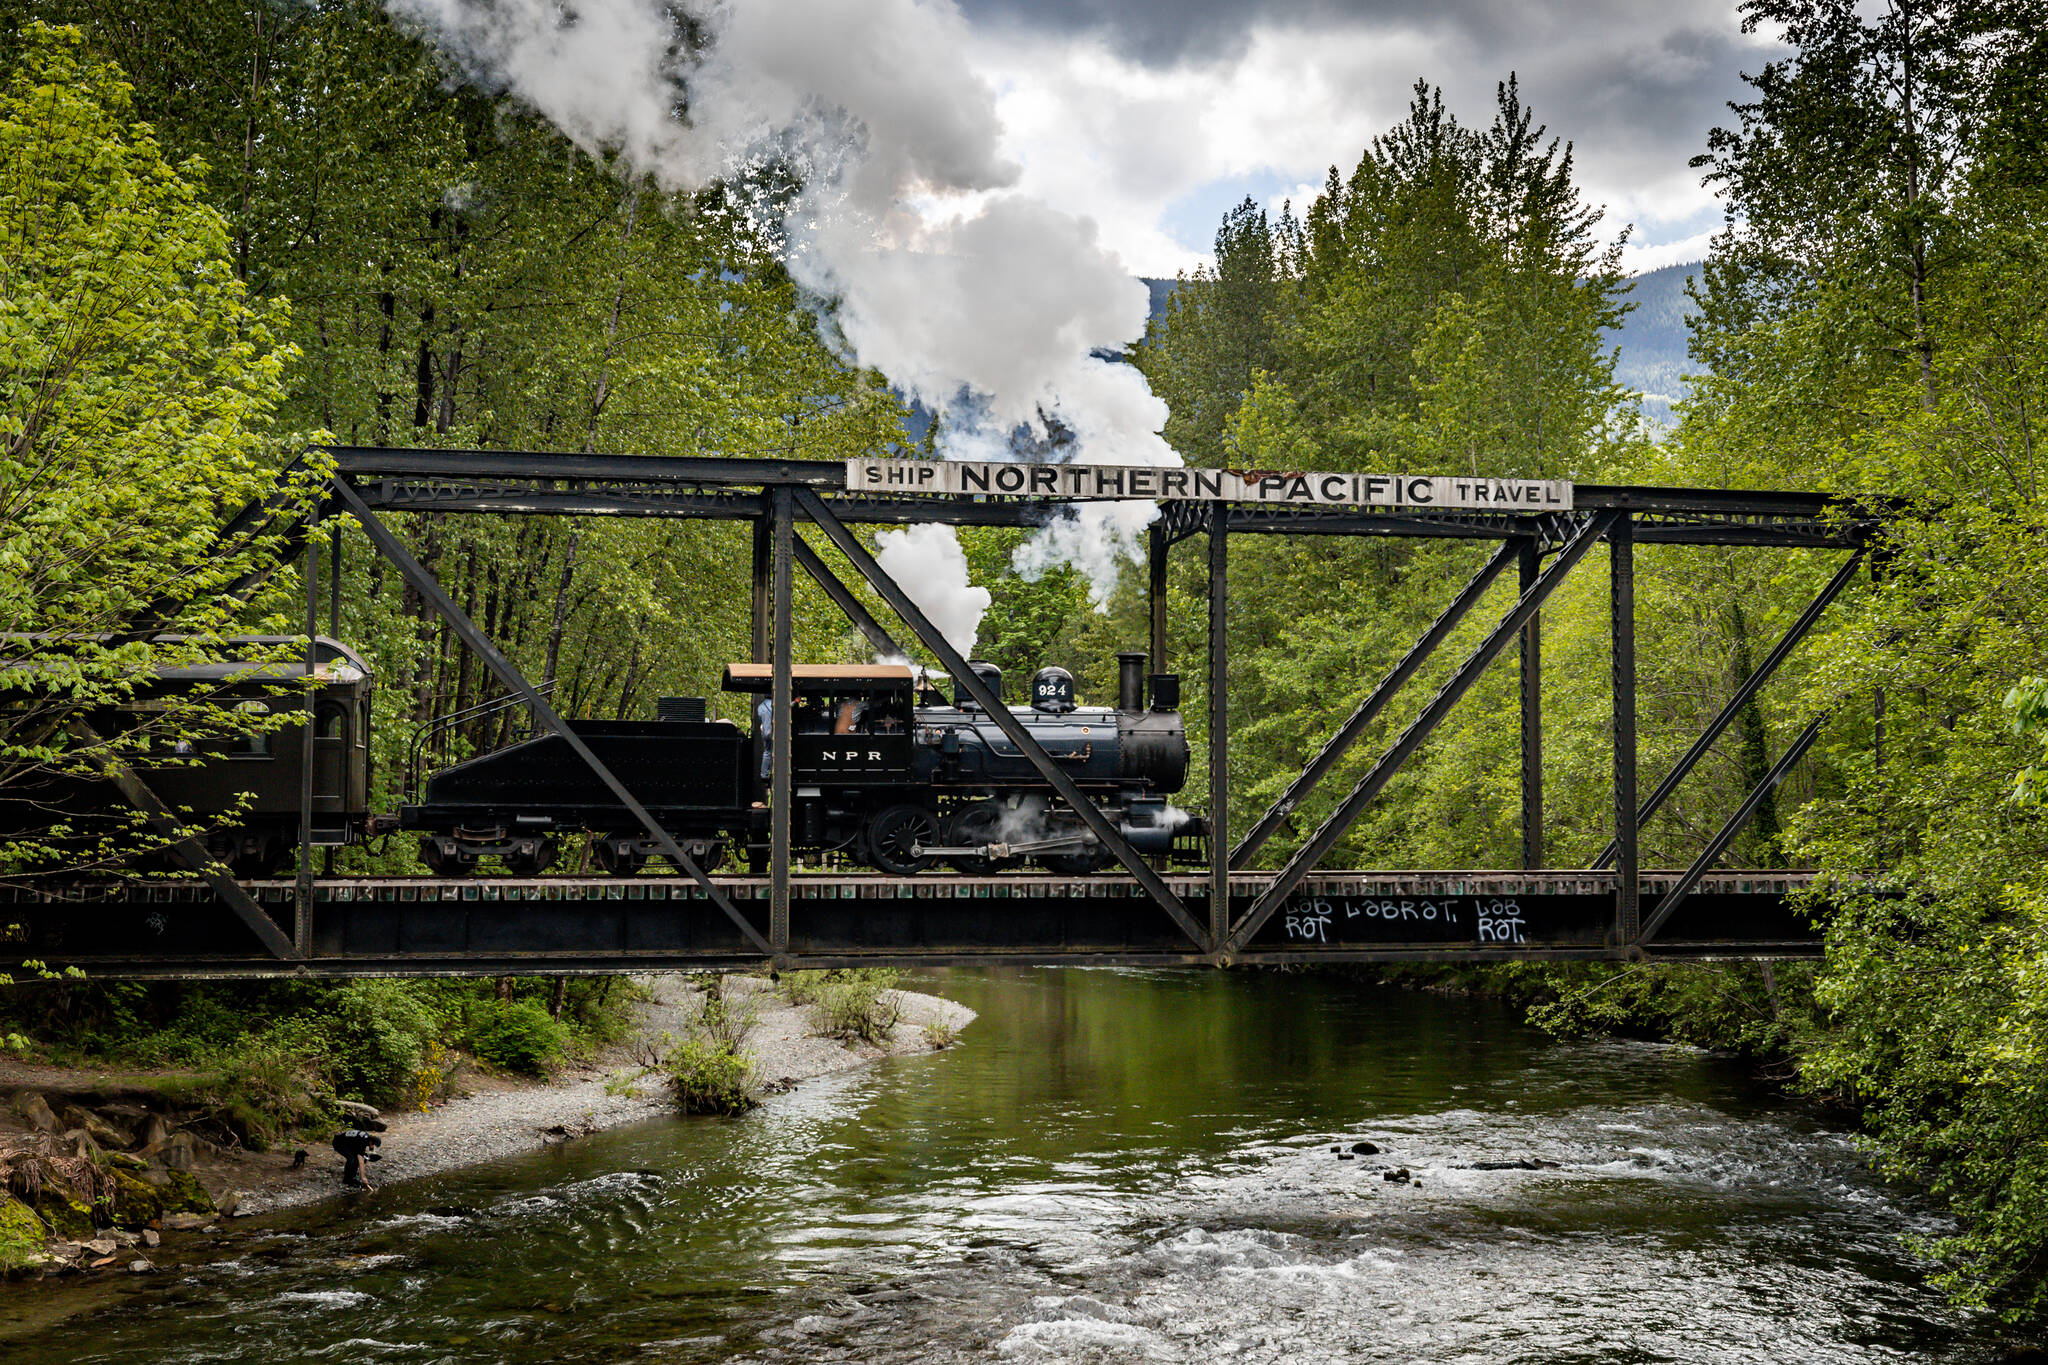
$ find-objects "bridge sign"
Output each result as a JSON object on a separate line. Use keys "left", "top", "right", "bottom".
{"left": 846, "top": 457, "right": 1573, "bottom": 512}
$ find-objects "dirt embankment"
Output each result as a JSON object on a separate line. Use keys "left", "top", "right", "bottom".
{"left": 1, "top": 974, "right": 973, "bottom": 1276}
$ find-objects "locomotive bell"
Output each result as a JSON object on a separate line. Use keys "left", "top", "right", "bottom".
{"left": 1030, "top": 666, "right": 1076, "bottom": 713}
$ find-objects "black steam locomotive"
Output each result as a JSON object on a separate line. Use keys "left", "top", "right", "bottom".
{"left": 3, "top": 639, "right": 1196, "bottom": 879}
{"left": 399, "top": 652, "right": 1195, "bottom": 876}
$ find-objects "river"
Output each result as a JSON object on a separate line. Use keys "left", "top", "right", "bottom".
{"left": 1, "top": 969, "right": 2012, "bottom": 1362}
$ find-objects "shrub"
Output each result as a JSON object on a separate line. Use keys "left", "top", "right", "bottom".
{"left": 808, "top": 969, "right": 903, "bottom": 1045}
{"left": 464, "top": 998, "right": 569, "bottom": 1076}
{"left": 776, "top": 970, "right": 830, "bottom": 1006}
{"left": 319, "top": 979, "right": 442, "bottom": 1102}
{"left": 666, "top": 1035, "right": 757, "bottom": 1116}
{"left": 695, "top": 986, "right": 758, "bottom": 1054}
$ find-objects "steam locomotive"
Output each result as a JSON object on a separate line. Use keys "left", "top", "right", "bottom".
{"left": 4, "top": 641, "right": 1197, "bottom": 878}
{"left": 399, "top": 651, "right": 1195, "bottom": 876}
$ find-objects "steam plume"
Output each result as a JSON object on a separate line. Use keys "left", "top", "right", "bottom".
{"left": 386, "top": 0, "right": 1181, "bottom": 610}
{"left": 873, "top": 522, "right": 990, "bottom": 658}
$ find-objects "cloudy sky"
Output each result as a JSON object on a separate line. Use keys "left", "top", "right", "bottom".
{"left": 944, "top": 0, "right": 1779, "bottom": 278}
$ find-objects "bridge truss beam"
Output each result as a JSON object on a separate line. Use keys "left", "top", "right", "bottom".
{"left": 28, "top": 446, "right": 1879, "bottom": 975}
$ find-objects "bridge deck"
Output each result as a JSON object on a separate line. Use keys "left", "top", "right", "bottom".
{"left": 2, "top": 870, "right": 1825, "bottom": 977}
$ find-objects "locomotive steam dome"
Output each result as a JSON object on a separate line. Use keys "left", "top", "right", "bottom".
{"left": 1029, "top": 666, "right": 1076, "bottom": 713}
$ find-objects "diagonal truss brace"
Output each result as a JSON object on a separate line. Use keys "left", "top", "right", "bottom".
{"left": 793, "top": 487, "right": 1212, "bottom": 952}
{"left": 1637, "top": 714, "right": 1827, "bottom": 945}
{"left": 1232, "top": 540, "right": 1521, "bottom": 868}
{"left": 331, "top": 478, "right": 774, "bottom": 958}
{"left": 793, "top": 536, "right": 902, "bottom": 659}
{"left": 68, "top": 721, "right": 300, "bottom": 960}
{"left": 1225, "top": 511, "right": 1620, "bottom": 954}
{"left": 1592, "top": 549, "right": 1864, "bottom": 869}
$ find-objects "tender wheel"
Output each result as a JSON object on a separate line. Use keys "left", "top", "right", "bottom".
{"left": 943, "top": 803, "right": 1011, "bottom": 875}
{"left": 664, "top": 841, "right": 725, "bottom": 875}
{"left": 592, "top": 838, "right": 647, "bottom": 877}
{"left": 500, "top": 838, "right": 559, "bottom": 877}
{"left": 866, "top": 804, "right": 940, "bottom": 876}
{"left": 228, "top": 836, "right": 290, "bottom": 880}
{"left": 421, "top": 837, "right": 477, "bottom": 877}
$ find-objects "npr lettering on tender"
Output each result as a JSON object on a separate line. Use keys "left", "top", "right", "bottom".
{"left": 845, "top": 458, "right": 1573, "bottom": 513}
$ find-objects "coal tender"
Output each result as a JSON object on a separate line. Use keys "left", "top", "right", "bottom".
{"left": 400, "top": 651, "right": 1200, "bottom": 876}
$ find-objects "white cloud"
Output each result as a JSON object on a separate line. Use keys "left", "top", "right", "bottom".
{"left": 959, "top": 7, "right": 1776, "bottom": 278}
{"left": 1620, "top": 231, "right": 1718, "bottom": 275}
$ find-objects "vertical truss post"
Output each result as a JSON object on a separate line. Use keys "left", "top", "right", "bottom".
{"left": 1149, "top": 520, "right": 1169, "bottom": 673}
{"left": 750, "top": 512, "right": 772, "bottom": 664}
{"left": 1611, "top": 514, "right": 1639, "bottom": 944}
{"left": 1207, "top": 505, "right": 1229, "bottom": 945}
{"left": 1520, "top": 540, "right": 1544, "bottom": 870}
{"left": 329, "top": 522, "right": 341, "bottom": 637}
{"left": 295, "top": 503, "right": 319, "bottom": 954}
{"left": 326, "top": 517, "right": 341, "bottom": 877}
{"left": 770, "top": 486, "right": 794, "bottom": 959}
{"left": 1871, "top": 553, "right": 1886, "bottom": 772}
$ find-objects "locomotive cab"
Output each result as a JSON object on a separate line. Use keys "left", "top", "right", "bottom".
{"left": 719, "top": 663, "right": 919, "bottom": 785}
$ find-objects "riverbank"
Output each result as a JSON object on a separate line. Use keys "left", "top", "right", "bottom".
{"left": 1, "top": 973, "right": 973, "bottom": 1270}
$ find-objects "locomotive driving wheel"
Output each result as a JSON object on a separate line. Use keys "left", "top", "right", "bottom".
{"left": 943, "top": 803, "right": 1012, "bottom": 875}
{"left": 866, "top": 804, "right": 940, "bottom": 876}
{"left": 1041, "top": 842, "right": 1111, "bottom": 876}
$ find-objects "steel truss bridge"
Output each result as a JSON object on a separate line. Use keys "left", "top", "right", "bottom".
{"left": 10, "top": 447, "right": 1879, "bottom": 978}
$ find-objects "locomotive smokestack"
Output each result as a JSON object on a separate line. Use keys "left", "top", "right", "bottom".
{"left": 1117, "top": 652, "right": 1147, "bottom": 713}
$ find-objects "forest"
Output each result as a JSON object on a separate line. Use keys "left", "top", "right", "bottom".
{"left": 4, "top": 0, "right": 2048, "bottom": 1321}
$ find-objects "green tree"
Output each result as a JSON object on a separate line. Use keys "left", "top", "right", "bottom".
{"left": 1675, "top": 0, "right": 2048, "bottom": 1318}
{"left": 0, "top": 24, "right": 315, "bottom": 869}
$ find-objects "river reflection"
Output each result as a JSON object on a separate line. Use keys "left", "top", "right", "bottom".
{"left": 1, "top": 969, "right": 2010, "bottom": 1362}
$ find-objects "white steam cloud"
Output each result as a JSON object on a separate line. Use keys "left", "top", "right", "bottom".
{"left": 873, "top": 522, "right": 990, "bottom": 658}
{"left": 385, "top": 0, "right": 1181, "bottom": 621}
